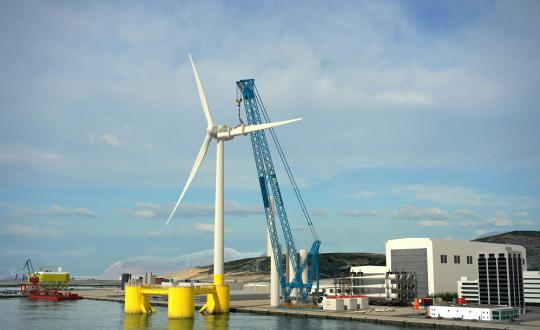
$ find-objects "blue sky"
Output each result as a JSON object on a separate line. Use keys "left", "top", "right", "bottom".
{"left": 1, "top": 0, "right": 539, "bottom": 276}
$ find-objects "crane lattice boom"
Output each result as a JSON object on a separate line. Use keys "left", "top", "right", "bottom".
{"left": 236, "top": 79, "right": 320, "bottom": 302}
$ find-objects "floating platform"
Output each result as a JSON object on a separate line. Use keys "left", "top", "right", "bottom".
{"left": 28, "top": 291, "right": 83, "bottom": 301}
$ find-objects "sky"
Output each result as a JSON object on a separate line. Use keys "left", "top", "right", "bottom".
{"left": 0, "top": 0, "right": 539, "bottom": 276}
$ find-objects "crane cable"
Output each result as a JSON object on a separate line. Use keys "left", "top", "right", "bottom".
{"left": 252, "top": 85, "right": 319, "bottom": 241}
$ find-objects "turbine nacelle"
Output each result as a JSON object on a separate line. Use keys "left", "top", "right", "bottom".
{"left": 207, "top": 124, "right": 242, "bottom": 141}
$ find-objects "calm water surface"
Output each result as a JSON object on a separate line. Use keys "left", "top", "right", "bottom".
{"left": 0, "top": 298, "right": 426, "bottom": 330}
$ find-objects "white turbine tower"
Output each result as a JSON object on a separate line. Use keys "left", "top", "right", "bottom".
{"left": 167, "top": 55, "right": 301, "bottom": 287}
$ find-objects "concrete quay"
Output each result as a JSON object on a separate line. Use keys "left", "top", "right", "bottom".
{"left": 70, "top": 288, "right": 540, "bottom": 330}
{"left": 233, "top": 305, "right": 540, "bottom": 330}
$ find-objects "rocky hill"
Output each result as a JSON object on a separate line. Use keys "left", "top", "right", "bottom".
{"left": 165, "top": 252, "right": 386, "bottom": 281}
{"left": 474, "top": 231, "right": 540, "bottom": 271}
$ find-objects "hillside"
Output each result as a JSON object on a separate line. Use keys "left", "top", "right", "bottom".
{"left": 99, "top": 248, "right": 261, "bottom": 279}
{"left": 165, "top": 252, "right": 386, "bottom": 281}
{"left": 474, "top": 231, "right": 540, "bottom": 271}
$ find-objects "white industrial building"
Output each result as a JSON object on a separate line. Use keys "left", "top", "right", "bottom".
{"left": 457, "top": 276, "right": 479, "bottom": 303}
{"left": 386, "top": 238, "right": 526, "bottom": 303}
{"left": 524, "top": 271, "right": 540, "bottom": 306}
{"left": 427, "top": 305, "right": 520, "bottom": 321}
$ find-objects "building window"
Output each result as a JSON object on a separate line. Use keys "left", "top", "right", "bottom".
{"left": 467, "top": 256, "right": 473, "bottom": 264}
{"left": 441, "top": 254, "right": 447, "bottom": 263}
{"left": 454, "top": 255, "right": 461, "bottom": 264}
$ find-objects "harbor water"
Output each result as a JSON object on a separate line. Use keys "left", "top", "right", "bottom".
{"left": 0, "top": 298, "right": 429, "bottom": 330}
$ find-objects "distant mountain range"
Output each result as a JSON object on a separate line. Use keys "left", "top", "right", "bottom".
{"left": 473, "top": 230, "right": 540, "bottom": 271}
{"left": 174, "top": 231, "right": 539, "bottom": 280}
{"left": 99, "top": 230, "right": 539, "bottom": 280}
{"left": 99, "top": 248, "right": 261, "bottom": 280}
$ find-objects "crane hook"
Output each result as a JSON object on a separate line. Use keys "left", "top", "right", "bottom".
{"left": 235, "top": 96, "right": 245, "bottom": 126}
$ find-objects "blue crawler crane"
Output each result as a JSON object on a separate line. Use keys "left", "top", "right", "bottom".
{"left": 236, "top": 79, "right": 321, "bottom": 303}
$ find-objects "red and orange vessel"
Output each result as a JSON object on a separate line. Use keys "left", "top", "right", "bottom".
{"left": 19, "top": 265, "right": 83, "bottom": 301}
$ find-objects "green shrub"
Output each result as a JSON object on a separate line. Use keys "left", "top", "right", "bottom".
{"left": 427, "top": 292, "right": 458, "bottom": 302}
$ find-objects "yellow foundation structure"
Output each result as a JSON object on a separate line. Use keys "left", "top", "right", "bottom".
{"left": 200, "top": 284, "right": 230, "bottom": 314}
{"left": 199, "top": 274, "right": 229, "bottom": 314}
{"left": 125, "top": 286, "right": 154, "bottom": 314}
{"left": 168, "top": 287, "right": 194, "bottom": 318}
{"left": 124, "top": 283, "right": 229, "bottom": 319}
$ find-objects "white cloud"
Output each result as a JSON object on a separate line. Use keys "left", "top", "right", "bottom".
{"left": 518, "top": 220, "right": 535, "bottom": 225}
{"left": 391, "top": 185, "right": 539, "bottom": 208}
{"left": 486, "top": 218, "right": 514, "bottom": 227}
{"left": 311, "top": 208, "right": 329, "bottom": 218}
{"left": 193, "top": 223, "right": 214, "bottom": 233}
{"left": 127, "top": 200, "right": 262, "bottom": 220}
{"left": 349, "top": 191, "right": 380, "bottom": 199}
{"left": 454, "top": 209, "right": 480, "bottom": 219}
{"left": 137, "top": 202, "right": 160, "bottom": 209}
{"left": 0, "top": 1, "right": 538, "bottom": 191}
{"left": 460, "top": 221, "right": 480, "bottom": 227}
{"left": 485, "top": 210, "right": 537, "bottom": 227}
{"left": 391, "top": 204, "right": 451, "bottom": 220}
{"left": 63, "top": 247, "right": 96, "bottom": 256}
{"left": 14, "top": 205, "right": 96, "bottom": 217}
{"left": 339, "top": 209, "right": 380, "bottom": 217}
{"left": 130, "top": 210, "right": 159, "bottom": 219}
{"left": 390, "top": 205, "right": 483, "bottom": 226}
{"left": 374, "top": 91, "right": 434, "bottom": 107}
{"left": 418, "top": 220, "right": 449, "bottom": 227}
{"left": 4, "top": 224, "right": 59, "bottom": 236}
{"left": 513, "top": 211, "right": 530, "bottom": 219}
{"left": 192, "top": 222, "right": 231, "bottom": 234}
{"left": 100, "top": 133, "right": 123, "bottom": 146}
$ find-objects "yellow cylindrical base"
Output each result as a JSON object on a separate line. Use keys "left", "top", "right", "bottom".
{"left": 168, "top": 287, "right": 195, "bottom": 319}
{"left": 125, "top": 286, "right": 144, "bottom": 314}
{"left": 213, "top": 274, "right": 224, "bottom": 285}
{"left": 206, "top": 285, "right": 230, "bottom": 314}
{"left": 215, "top": 285, "right": 230, "bottom": 313}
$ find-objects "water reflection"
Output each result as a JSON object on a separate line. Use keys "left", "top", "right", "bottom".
{"left": 2, "top": 299, "right": 414, "bottom": 330}
{"left": 123, "top": 314, "right": 149, "bottom": 330}
{"left": 201, "top": 313, "right": 229, "bottom": 330}
{"left": 123, "top": 313, "right": 229, "bottom": 330}
{"left": 168, "top": 318, "right": 195, "bottom": 330}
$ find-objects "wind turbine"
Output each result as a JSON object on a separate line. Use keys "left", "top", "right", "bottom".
{"left": 167, "top": 54, "right": 301, "bottom": 286}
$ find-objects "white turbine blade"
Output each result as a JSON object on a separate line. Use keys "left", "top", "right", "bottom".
{"left": 167, "top": 134, "right": 212, "bottom": 224}
{"left": 189, "top": 54, "right": 214, "bottom": 127}
{"left": 217, "top": 118, "right": 302, "bottom": 139}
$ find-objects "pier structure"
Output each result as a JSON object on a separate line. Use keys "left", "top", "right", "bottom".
{"left": 124, "top": 283, "right": 229, "bottom": 318}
